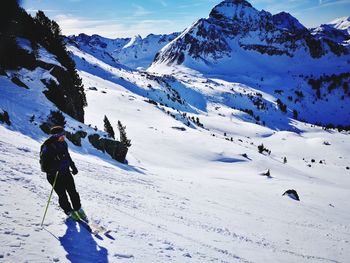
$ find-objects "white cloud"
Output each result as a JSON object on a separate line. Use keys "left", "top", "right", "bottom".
{"left": 319, "top": 0, "right": 350, "bottom": 6}
{"left": 26, "top": 8, "right": 62, "bottom": 14}
{"left": 54, "top": 14, "right": 181, "bottom": 38}
{"left": 304, "top": 0, "right": 350, "bottom": 11}
{"left": 157, "top": 0, "right": 167, "bottom": 7}
{"left": 250, "top": 0, "right": 312, "bottom": 13}
{"left": 132, "top": 4, "right": 152, "bottom": 17}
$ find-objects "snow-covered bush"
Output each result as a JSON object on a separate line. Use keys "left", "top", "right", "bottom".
{"left": 88, "top": 133, "right": 128, "bottom": 163}
{"left": 65, "top": 131, "right": 87, "bottom": 146}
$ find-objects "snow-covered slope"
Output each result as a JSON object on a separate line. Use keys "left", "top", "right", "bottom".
{"left": 1, "top": 44, "right": 350, "bottom": 262}
{"left": 68, "top": 32, "right": 180, "bottom": 69}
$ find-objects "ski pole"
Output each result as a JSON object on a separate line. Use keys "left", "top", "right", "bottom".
{"left": 41, "top": 171, "right": 59, "bottom": 227}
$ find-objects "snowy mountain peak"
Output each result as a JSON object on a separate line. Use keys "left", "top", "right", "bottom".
{"left": 329, "top": 16, "right": 350, "bottom": 34}
{"left": 209, "top": 0, "right": 259, "bottom": 22}
{"left": 272, "top": 11, "right": 307, "bottom": 33}
{"left": 212, "top": 0, "right": 253, "bottom": 10}
{"left": 310, "top": 17, "right": 350, "bottom": 46}
{"left": 123, "top": 34, "right": 143, "bottom": 49}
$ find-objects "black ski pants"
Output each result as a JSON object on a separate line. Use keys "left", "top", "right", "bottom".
{"left": 47, "top": 171, "right": 81, "bottom": 215}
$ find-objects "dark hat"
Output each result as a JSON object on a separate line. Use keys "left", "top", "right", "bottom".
{"left": 50, "top": 126, "right": 65, "bottom": 137}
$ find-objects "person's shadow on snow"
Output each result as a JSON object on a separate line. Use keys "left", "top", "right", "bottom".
{"left": 59, "top": 219, "right": 108, "bottom": 263}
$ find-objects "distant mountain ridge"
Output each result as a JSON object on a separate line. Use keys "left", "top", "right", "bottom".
{"left": 67, "top": 32, "right": 180, "bottom": 69}
{"left": 311, "top": 16, "right": 350, "bottom": 46}
{"left": 66, "top": 2, "right": 348, "bottom": 77}
{"left": 329, "top": 16, "right": 350, "bottom": 35}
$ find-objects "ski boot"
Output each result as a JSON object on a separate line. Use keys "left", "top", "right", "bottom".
{"left": 77, "top": 208, "right": 88, "bottom": 221}
{"left": 68, "top": 211, "right": 81, "bottom": 221}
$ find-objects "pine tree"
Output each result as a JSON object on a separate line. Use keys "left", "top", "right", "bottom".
{"left": 34, "top": 10, "right": 87, "bottom": 119}
{"left": 104, "top": 115, "right": 115, "bottom": 139}
{"left": 118, "top": 120, "right": 131, "bottom": 148}
{"left": 47, "top": 110, "right": 66, "bottom": 127}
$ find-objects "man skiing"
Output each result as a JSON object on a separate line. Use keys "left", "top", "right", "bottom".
{"left": 40, "top": 126, "right": 87, "bottom": 221}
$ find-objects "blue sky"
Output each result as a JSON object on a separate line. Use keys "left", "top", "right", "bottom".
{"left": 22, "top": 0, "right": 350, "bottom": 38}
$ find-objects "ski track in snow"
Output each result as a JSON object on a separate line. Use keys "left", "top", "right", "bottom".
{"left": 1, "top": 126, "right": 349, "bottom": 262}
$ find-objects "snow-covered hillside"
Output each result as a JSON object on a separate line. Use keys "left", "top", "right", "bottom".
{"left": 2, "top": 112, "right": 350, "bottom": 263}
{"left": 1, "top": 33, "right": 350, "bottom": 262}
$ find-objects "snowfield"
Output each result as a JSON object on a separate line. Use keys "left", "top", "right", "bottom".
{"left": 1, "top": 50, "right": 350, "bottom": 262}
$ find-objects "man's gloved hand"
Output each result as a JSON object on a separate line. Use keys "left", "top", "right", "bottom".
{"left": 71, "top": 164, "right": 78, "bottom": 175}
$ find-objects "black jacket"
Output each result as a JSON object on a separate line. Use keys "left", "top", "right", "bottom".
{"left": 41, "top": 138, "right": 77, "bottom": 174}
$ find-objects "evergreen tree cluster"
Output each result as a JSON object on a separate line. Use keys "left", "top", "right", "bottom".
{"left": 304, "top": 36, "right": 324, "bottom": 59}
{"left": 189, "top": 116, "right": 204, "bottom": 128}
{"left": 103, "top": 116, "right": 131, "bottom": 149}
{"left": 0, "top": 1, "right": 87, "bottom": 122}
{"left": 322, "top": 123, "right": 350, "bottom": 132}
{"left": 276, "top": 99, "right": 287, "bottom": 113}
{"left": 308, "top": 72, "right": 350, "bottom": 99}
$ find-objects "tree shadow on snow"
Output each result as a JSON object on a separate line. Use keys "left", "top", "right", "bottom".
{"left": 59, "top": 219, "right": 109, "bottom": 263}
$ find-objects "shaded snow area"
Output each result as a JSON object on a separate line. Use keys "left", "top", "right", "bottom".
{"left": 1, "top": 50, "right": 350, "bottom": 262}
